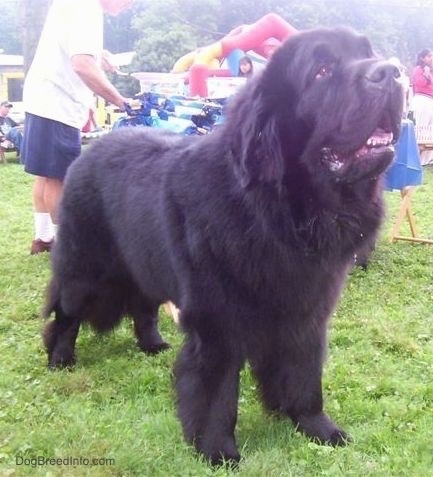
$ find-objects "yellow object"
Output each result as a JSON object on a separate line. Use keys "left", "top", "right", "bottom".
{"left": 193, "top": 42, "right": 223, "bottom": 66}
{"left": 172, "top": 51, "right": 197, "bottom": 73}
{"left": 171, "top": 43, "right": 223, "bottom": 73}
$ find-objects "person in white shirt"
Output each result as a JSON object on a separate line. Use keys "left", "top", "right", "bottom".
{"left": 22, "top": 0, "right": 133, "bottom": 254}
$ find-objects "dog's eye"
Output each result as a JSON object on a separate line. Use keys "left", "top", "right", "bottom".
{"left": 315, "top": 65, "right": 333, "bottom": 79}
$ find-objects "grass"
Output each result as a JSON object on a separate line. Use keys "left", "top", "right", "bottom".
{"left": 0, "top": 153, "right": 432, "bottom": 476}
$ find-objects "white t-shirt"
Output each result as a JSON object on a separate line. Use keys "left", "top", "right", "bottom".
{"left": 23, "top": 0, "right": 103, "bottom": 129}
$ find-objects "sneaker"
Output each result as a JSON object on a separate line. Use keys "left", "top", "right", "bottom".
{"left": 30, "top": 239, "right": 53, "bottom": 255}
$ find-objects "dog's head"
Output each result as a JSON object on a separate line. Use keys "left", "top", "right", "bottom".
{"left": 227, "top": 27, "right": 404, "bottom": 189}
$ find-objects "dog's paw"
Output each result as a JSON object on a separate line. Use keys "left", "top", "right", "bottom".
{"left": 195, "top": 433, "right": 241, "bottom": 467}
{"left": 200, "top": 445, "right": 241, "bottom": 468}
{"left": 47, "top": 352, "right": 76, "bottom": 370}
{"left": 138, "top": 341, "right": 171, "bottom": 355}
{"left": 326, "top": 428, "right": 351, "bottom": 447}
{"left": 294, "top": 412, "right": 351, "bottom": 446}
{"left": 208, "top": 451, "right": 241, "bottom": 468}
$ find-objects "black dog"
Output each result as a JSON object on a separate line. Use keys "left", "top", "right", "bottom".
{"left": 43, "top": 27, "right": 403, "bottom": 464}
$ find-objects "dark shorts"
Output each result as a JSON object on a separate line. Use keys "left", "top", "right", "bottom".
{"left": 22, "top": 113, "right": 81, "bottom": 179}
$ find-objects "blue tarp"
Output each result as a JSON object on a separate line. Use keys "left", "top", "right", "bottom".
{"left": 112, "top": 92, "right": 225, "bottom": 136}
{"left": 385, "top": 119, "right": 423, "bottom": 191}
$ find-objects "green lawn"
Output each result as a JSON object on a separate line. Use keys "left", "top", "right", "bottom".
{"left": 0, "top": 155, "right": 432, "bottom": 476}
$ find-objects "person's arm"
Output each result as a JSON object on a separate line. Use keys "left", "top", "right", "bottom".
{"left": 71, "top": 54, "right": 128, "bottom": 110}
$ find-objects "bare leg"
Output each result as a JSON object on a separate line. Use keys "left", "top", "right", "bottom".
{"left": 33, "top": 176, "right": 47, "bottom": 213}
{"left": 31, "top": 176, "right": 62, "bottom": 251}
{"left": 33, "top": 176, "right": 63, "bottom": 223}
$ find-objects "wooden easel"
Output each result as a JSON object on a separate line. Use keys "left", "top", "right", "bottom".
{"left": 390, "top": 186, "right": 433, "bottom": 244}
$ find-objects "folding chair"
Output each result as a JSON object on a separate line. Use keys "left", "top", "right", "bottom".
{"left": 0, "top": 136, "right": 17, "bottom": 163}
{"left": 385, "top": 119, "right": 433, "bottom": 244}
{"left": 390, "top": 186, "right": 433, "bottom": 244}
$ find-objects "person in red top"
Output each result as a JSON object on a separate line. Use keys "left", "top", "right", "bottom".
{"left": 410, "top": 48, "right": 433, "bottom": 165}
{"left": 411, "top": 49, "right": 433, "bottom": 96}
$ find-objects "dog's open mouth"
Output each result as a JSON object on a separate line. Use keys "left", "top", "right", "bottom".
{"left": 321, "top": 127, "right": 395, "bottom": 173}
{"left": 355, "top": 128, "right": 394, "bottom": 159}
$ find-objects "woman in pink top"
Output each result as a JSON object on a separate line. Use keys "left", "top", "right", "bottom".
{"left": 410, "top": 48, "right": 433, "bottom": 164}
{"left": 411, "top": 49, "right": 433, "bottom": 96}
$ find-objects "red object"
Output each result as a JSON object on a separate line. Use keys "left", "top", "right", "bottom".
{"left": 411, "top": 65, "right": 433, "bottom": 96}
{"left": 221, "top": 13, "right": 297, "bottom": 58}
{"left": 189, "top": 64, "right": 210, "bottom": 96}
{"left": 81, "top": 109, "right": 97, "bottom": 132}
{"left": 187, "top": 13, "right": 298, "bottom": 96}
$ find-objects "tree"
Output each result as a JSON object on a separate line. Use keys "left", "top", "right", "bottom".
{"left": 5, "top": 0, "right": 433, "bottom": 78}
{"left": 0, "top": 0, "right": 22, "bottom": 54}
{"left": 20, "top": 0, "right": 52, "bottom": 73}
{"left": 131, "top": 0, "right": 221, "bottom": 72}
{"left": 104, "top": 8, "right": 137, "bottom": 53}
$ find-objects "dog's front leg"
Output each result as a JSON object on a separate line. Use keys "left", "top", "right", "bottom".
{"left": 250, "top": 322, "right": 349, "bottom": 446}
{"left": 174, "top": 325, "right": 243, "bottom": 466}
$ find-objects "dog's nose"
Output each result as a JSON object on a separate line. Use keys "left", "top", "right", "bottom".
{"left": 365, "top": 61, "right": 401, "bottom": 87}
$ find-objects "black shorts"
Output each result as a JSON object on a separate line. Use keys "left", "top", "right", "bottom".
{"left": 22, "top": 113, "right": 81, "bottom": 179}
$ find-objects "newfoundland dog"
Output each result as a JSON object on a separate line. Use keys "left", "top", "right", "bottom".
{"left": 43, "top": 27, "right": 403, "bottom": 464}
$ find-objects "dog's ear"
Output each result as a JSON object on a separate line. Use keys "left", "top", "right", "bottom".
{"left": 229, "top": 90, "right": 286, "bottom": 189}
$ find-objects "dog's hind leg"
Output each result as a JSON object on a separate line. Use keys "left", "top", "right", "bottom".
{"left": 128, "top": 290, "right": 170, "bottom": 354}
{"left": 43, "top": 305, "right": 80, "bottom": 369}
{"left": 250, "top": 323, "right": 349, "bottom": 446}
{"left": 174, "top": 317, "right": 243, "bottom": 465}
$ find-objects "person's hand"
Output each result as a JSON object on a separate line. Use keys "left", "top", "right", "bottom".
{"left": 125, "top": 98, "right": 142, "bottom": 110}
{"left": 114, "top": 97, "right": 137, "bottom": 112}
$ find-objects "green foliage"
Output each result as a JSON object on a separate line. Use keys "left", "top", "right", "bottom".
{"left": 130, "top": 0, "right": 220, "bottom": 72}
{"left": 132, "top": 28, "right": 198, "bottom": 73}
{"left": 127, "top": 0, "right": 433, "bottom": 73}
{"left": 3, "top": 0, "right": 433, "bottom": 75}
{"left": 104, "top": 9, "right": 138, "bottom": 53}
{"left": 20, "top": 0, "right": 52, "bottom": 72}
{"left": 0, "top": 155, "right": 432, "bottom": 476}
{"left": 108, "top": 73, "right": 141, "bottom": 98}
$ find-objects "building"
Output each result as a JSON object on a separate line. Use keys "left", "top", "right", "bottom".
{"left": 0, "top": 53, "right": 24, "bottom": 102}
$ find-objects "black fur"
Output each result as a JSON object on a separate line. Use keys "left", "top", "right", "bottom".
{"left": 43, "top": 27, "right": 403, "bottom": 464}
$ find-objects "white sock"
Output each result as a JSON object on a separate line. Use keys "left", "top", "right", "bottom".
{"left": 51, "top": 223, "right": 58, "bottom": 239}
{"left": 34, "top": 212, "right": 53, "bottom": 242}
